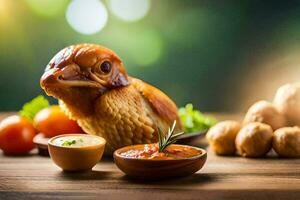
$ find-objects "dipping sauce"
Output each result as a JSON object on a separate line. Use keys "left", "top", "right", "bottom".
{"left": 119, "top": 144, "right": 202, "bottom": 160}
{"left": 48, "top": 134, "right": 106, "bottom": 171}
{"left": 52, "top": 135, "right": 103, "bottom": 147}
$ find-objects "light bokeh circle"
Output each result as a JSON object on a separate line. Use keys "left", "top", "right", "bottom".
{"left": 66, "top": 0, "right": 108, "bottom": 35}
{"left": 131, "top": 30, "right": 163, "bottom": 66}
{"left": 109, "top": 0, "right": 151, "bottom": 22}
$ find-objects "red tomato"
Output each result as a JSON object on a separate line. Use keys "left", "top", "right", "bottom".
{"left": 34, "top": 105, "right": 83, "bottom": 138}
{"left": 0, "top": 115, "right": 36, "bottom": 155}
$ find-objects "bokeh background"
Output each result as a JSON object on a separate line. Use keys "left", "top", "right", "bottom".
{"left": 1, "top": 0, "right": 300, "bottom": 112}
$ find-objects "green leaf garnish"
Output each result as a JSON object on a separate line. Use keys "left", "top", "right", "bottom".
{"left": 157, "top": 120, "right": 184, "bottom": 152}
{"left": 19, "top": 95, "right": 50, "bottom": 121}
{"left": 62, "top": 140, "right": 76, "bottom": 146}
{"left": 179, "top": 103, "right": 217, "bottom": 133}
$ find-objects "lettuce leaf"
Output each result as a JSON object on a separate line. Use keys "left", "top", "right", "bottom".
{"left": 179, "top": 103, "right": 217, "bottom": 133}
{"left": 19, "top": 95, "right": 50, "bottom": 121}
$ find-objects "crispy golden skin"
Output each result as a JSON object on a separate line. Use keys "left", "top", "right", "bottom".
{"left": 41, "top": 44, "right": 181, "bottom": 154}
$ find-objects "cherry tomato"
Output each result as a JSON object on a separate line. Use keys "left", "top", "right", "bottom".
{"left": 0, "top": 115, "right": 36, "bottom": 155}
{"left": 34, "top": 105, "right": 83, "bottom": 138}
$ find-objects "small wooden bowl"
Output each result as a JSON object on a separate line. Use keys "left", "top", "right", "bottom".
{"left": 114, "top": 144, "right": 207, "bottom": 179}
{"left": 48, "top": 134, "right": 106, "bottom": 172}
{"left": 33, "top": 133, "right": 50, "bottom": 156}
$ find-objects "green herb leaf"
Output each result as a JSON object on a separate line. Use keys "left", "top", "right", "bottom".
{"left": 19, "top": 95, "right": 50, "bottom": 121}
{"left": 157, "top": 120, "right": 184, "bottom": 152}
{"left": 62, "top": 140, "right": 76, "bottom": 146}
{"left": 179, "top": 103, "right": 217, "bottom": 133}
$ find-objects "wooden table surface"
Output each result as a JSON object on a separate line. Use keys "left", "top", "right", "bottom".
{"left": 0, "top": 113, "right": 299, "bottom": 200}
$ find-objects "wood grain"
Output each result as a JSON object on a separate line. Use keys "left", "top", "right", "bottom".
{"left": 0, "top": 113, "right": 299, "bottom": 200}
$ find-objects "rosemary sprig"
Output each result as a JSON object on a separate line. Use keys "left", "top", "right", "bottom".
{"left": 157, "top": 120, "right": 184, "bottom": 152}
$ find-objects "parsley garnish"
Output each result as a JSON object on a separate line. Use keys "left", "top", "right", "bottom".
{"left": 62, "top": 140, "right": 77, "bottom": 146}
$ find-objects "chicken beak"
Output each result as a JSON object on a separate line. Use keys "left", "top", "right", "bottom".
{"left": 40, "top": 68, "right": 61, "bottom": 88}
{"left": 109, "top": 73, "right": 129, "bottom": 88}
{"left": 41, "top": 66, "right": 105, "bottom": 90}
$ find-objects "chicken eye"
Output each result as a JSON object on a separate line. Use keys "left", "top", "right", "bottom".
{"left": 100, "top": 61, "right": 111, "bottom": 73}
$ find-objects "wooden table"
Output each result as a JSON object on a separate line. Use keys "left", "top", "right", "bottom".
{"left": 0, "top": 113, "right": 299, "bottom": 200}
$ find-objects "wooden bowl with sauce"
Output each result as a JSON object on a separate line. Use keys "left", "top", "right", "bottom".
{"left": 114, "top": 144, "right": 207, "bottom": 179}
{"left": 48, "top": 134, "right": 106, "bottom": 172}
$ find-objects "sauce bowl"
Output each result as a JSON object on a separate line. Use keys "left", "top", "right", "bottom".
{"left": 114, "top": 144, "right": 207, "bottom": 179}
{"left": 48, "top": 134, "right": 106, "bottom": 172}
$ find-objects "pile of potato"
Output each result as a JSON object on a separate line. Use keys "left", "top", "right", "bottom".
{"left": 206, "top": 83, "right": 300, "bottom": 158}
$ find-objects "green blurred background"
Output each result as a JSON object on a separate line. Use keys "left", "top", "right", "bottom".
{"left": 1, "top": 0, "right": 300, "bottom": 112}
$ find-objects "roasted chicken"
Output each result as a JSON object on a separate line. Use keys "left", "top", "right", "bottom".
{"left": 40, "top": 44, "right": 182, "bottom": 153}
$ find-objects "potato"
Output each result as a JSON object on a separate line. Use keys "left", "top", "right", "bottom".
{"left": 235, "top": 122, "right": 273, "bottom": 157}
{"left": 273, "top": 83, "right": 300, "bottom": 126}
{"left": 206, "top": 120, "right": 241, "bottom": 155}
{"left": 273, "top": 127, "right": 300, "bottom": 158}
{"left": 243, "top": 100, "right": 286, "bottom": 130}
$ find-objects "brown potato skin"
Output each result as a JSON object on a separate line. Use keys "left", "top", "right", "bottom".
{"left": 273, "top": 83, "right": 300, "bottom": 126}
{"left": 243, "top": 100, "right": 286, "bottom": 130}
{"left": 206, "top": 120, "right": 241, "bottom": 155}
{"left": 236, "top": 122, "right": 273, "bottom": 157}
{"left": 273, "top": 127, "right": 300, "bottom": 158}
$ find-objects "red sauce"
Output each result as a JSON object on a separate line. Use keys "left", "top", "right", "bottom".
{"left": 119, "top": 144, "right": 202, "bottom": 160}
